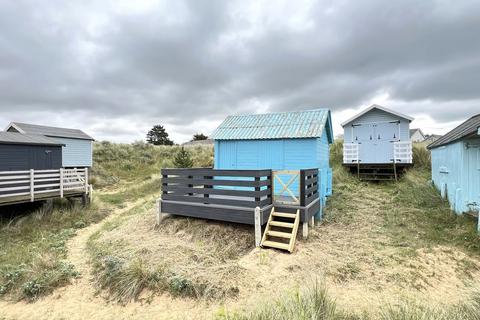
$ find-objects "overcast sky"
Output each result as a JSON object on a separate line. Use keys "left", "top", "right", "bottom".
{"left": 0, "top": 0, "right": 479, "bottom": 143}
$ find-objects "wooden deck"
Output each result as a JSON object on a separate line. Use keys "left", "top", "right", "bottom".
{"left": 0, "top": 168, "right": 91, "bottom": 206}
{"left": 159, "top": 168, "right": 320, "bottom": 224}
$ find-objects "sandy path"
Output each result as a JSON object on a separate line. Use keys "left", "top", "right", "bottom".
{"left": 0, "top": 197, "right": 215, "bottom": 320}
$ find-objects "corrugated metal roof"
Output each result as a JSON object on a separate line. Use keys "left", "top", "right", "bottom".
{"left": 210, "top": 109, "right": 332, "bottom": 140}
{"left": 428, "top": 114, "right": 480, "bottom": 149}
{"left": 7, "top": 122, "right": 94, "bottom": 140}
{"left": 0, "top": 132, "right": 65, "bottom": 146}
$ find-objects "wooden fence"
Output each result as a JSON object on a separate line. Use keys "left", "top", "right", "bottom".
{"left": 0, "top": 168, "right": 89, "bottom": 204}
{"left": 161, "top": 168, "right": 272, "bottom": 209}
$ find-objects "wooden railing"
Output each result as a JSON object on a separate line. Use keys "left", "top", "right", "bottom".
{"left": 394, "top": 141, "right": 413, "bottom": 163}
{"left": 300, "top": 169, "right": 319, "bottom": 206}
{"left": 159, "top": 168, "right": 321, "bottom": 228}
{"left": 161, "top": 168, "right": 272, "bottom": 208}
{"left": 0, "top": 168, "right": 89, "bottom": 203}
{"left": 343, "top": 143, "right": 359, "bottom": 163}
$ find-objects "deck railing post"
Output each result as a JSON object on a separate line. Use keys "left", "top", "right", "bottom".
{"left": 254, "top": 176, "right": 261, "bottom": 205}
{"left": 267, "top": 170, "right": 272, "bottom": 205}
{"left": 188, "top": 175, "right": 193, "bottom": 196}
{"left": 30, "top": 169, "right": 34, "bottom": 202}
{"left": 60, "top": 168, "right": 64, "bottom": 198}
{"left": 254, "top": 206, "right": 261, "bottom": 247}
{"left": 204, "top": 175, "right": 212, "bottom": 204}
{"left": 162, "top": 173, "right": 168, "bottom": 197}
{"left": 84, "top": 167, "right": 89, "bottom": 194}
{"left": 300, "top": 170, "right": 306, "bottom": 207}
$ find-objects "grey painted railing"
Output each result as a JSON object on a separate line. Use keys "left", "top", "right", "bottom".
{"left": 161, "top": 168, "right": 273, "bottom": 208}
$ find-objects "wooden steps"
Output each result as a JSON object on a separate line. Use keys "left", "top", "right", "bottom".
{"left": 261, "top": 207, "right": 300, "bottom": 253}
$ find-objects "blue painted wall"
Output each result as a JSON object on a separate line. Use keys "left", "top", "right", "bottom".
{"left": 431, "top": 138, "right": 480, "bottom": 214}
{"left": 214, "top": 130, "right": 332, "bottom": 207}
{"left": 343, "top": 108, "right": 410, "bottom": 164}
{"left": 53, "top": 137, "right": 93, "bottom": 167}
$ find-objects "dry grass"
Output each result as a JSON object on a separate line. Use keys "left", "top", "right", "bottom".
{"left": 87, "top": 202, "right": 254, "bottom": 303}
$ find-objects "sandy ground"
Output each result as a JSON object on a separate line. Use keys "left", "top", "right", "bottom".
{"left": 0, "top": 198, "right": 215, "bottom": 320}
{"left": 1, "top": 184, "right": 480, "bottom": 319}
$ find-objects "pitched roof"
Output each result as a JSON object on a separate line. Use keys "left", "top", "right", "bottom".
{"left": 410, "top": 128, "right": 425, "bottom": 137}
{"left": 341, "top": 104, "right": 414, "bottom": 127}
{"left": 0, "top": 132, "right": 65, "bottom": 146}
{"left": 6, "top": 122, "right": 94, "bottom": 140}
{"left": 181, "top": 139, "right": 214, "bottom": 147}
{"left": 210, "top": 109, "right": 333, "bottom": 142}
{"left": 428, "top": 114, "right": 480, "bottom": 149}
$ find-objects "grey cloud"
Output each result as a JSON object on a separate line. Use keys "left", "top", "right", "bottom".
{"left": 0, "top": 0, "right": 479, "bottom": 142}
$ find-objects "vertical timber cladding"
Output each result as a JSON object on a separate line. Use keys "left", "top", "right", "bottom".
{"left": 216, "top": 138, "right": 319, "bottom": 194}
{"left": 0, "top": 144, "right": 62, "bottom": 171}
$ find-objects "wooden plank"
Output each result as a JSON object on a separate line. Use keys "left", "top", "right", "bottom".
{"left": 161, "top": 194, "right": 260, "bottom": 208}
{"left": 272, "top": 212, "right": 297, "bottom": 218}
{"left": 161, "top": 201, "right": 256, "bottom": 224}
{"left": 0, "top": 175, "right": 30, "bottom": 181}
{"left": 35, "top": 189, "right": 61, "bottom": 194}
{"left": 0, "top": 191, "right": 31, "bottom": 198}
{"left": 0, "top": 185, "right": 30, "bottom": 192}
{"left": 34, "top": 183, "right": 60, "bottom": 189}
{"left": 262, "top": 240, "right": 290, "bottom": 250}
{"left": 34, "top": 178, "right": 60, "bottom": 183}
{"left": 162, "top": 177, "right": 270, "bottom": 187}
{"left": 0, "top": 170, "right": 30, "bottom": 174}
{"left": 266, "top": 230, "right": 292, "bottom": 239}
{"left": 269, "top": 221, "right": 294, "bottom": 228}
{"left": 0, "top": 180, "right": 30, "bottom": 185}
{"left": 34, "top": 173, "right": 60, "bottom": 178}
{"left": 163, "top": 185, "right": 270, "bottom": 197}
{"left": 161, "top": 168, "right": 272, "bottom": 177}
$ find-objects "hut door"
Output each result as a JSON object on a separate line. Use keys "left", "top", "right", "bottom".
{"left": 375, "top": 122, "right": 399, "bottom": 162}
{"left": 44, "top": 149, "right": 53, "bottom": 169}
{"left": 352, "top": 124, "right": 375, "bottom": 163}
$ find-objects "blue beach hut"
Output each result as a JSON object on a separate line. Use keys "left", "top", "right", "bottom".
{"left": 428, "top": 114, "right": 480, "bottom": 219}
{"left": 210, "top": 109, "right": 334, "bottom": 213}
{"left": 341, "top": 104, "right": 414, "bottom": 180}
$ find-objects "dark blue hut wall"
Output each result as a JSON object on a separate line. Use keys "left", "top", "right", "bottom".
{"left": 0, "top": 144, "right": 62, "bottom": 171}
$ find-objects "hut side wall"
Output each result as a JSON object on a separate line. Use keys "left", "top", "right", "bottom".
{"left": 52, "top": 137, "right": 93, "bottom": 167}
{"left": 431, "top": 138, "right": 480, "bottom": 214}
{"left": 0, "top": 144, "right": 62, "bottom": 171}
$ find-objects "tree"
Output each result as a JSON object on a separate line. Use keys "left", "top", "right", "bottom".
{"left": 173, "top": 147, "right": 194, "bottom": 168}
{"left": 146, "top": 125, "right": 174, "bottom": 146}
{"left": 192, "top": 133, "right": 208, "bottom": 141}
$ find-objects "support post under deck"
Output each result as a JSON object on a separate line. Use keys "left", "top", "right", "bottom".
{"left": 156, "top": 199, "right": 163, "bottom": 226}
{"left": 254, "top": 206, "right": 261, "bottom": 247}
